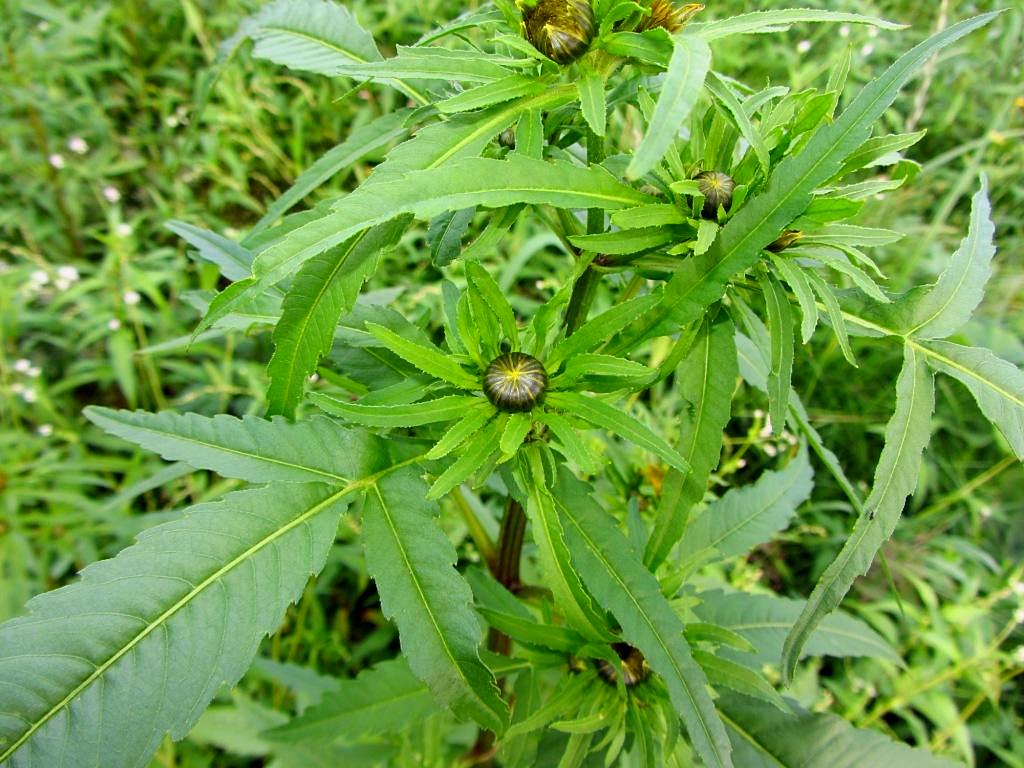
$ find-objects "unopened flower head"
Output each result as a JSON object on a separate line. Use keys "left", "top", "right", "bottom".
{"left": 29, "top": 269, "right": 49, "bottom": 286}
{"left": 57, "top": 265, "right": 80, "bottom": 282}
{"left": 49, "top": 153, "right": 65, "bottom": 169}
{"left": 107, "top": 318, "right": 122, "bottom": 331}
{"left": 103, "top": 186, "right": 121, "bottom": 203}
{"left": 797, "top": 39, "right": 812, "bottom": 54}
{"left": 123, "top": 290, "right": 141, "bottom": 306}
{"left": 68, "top": 136, "right": 89, "bottom": 154}
{"left": 13, "top": 359, "right": 31, "bottom": 373}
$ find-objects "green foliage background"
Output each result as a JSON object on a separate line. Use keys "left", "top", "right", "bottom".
{"left": 1, "top": 0, "right": 1022, "bottom": 765}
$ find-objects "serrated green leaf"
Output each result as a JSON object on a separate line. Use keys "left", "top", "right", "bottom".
{"left": 835, "top": 129, "right": 927, "bottom": 178}
{"left": 252, "top": 155, "right": 654, "bottom": 288}
{"left": 436, "top": 74, "right": 548, "bottom": 114}
{"left": 693, "top": 650, "right": 787, "bottom": 711}
{"left": 366, "top": 322, "right": 480, "bottom": 388}
{"left": 916, "top": 339, "right": 1024, "bottom": 459}
{"left": 246, "top": 110, "right": 411, "bottom": 240}
{"left": 611, "top": 203, "right": 686, "bottom": 229}
{"left": 692, "top": 590, "right": 900, "bottom": 667}
{"left": 548, "top": 293, "right": 660, "bottom": 367}
{"left": 551, "top": 353, "right": 655, "bottom": 390}
{"left": 688, "top": 10, "right": 904, "bottom": 40}
{"left": 602, "top": 29, "right": 672, "bottom": 67}
{"left": 427, "top": 419, "right": 502, "bottom": 499}
{"left": 568, "top": 227, "right": 675, "bottom": 254}
{"left": 718, "top": 693, "right": 960, "bottom": 768}
{"left": 428, "top": 207, "right": 476, "bottom": 267}
{"left": 771, "top": 257, "right": 819, "bottom": 343}
{"left": 552, "top": 469, "right": 733, "bottom": 768}
{"left": 534, "top": 410, "right": 603, "bottom": 475}
{"left": 627, "top": 35, "right": 712, "bottom": 180}
{"left": 899, "top": 176, "right": 995, "bottom": 339}
{"left": 426, "top": 402, "right": 496, "bottom": 460}
{"left": 518, "top": 446, "right": 611, "bottom": 641}
{"left": 705, "top": 71, "right": 770, "bottom": 174}
{"left": 0, "top": 483, "right": 351, "bottom": 767}
{"left": 803, "top": 248, "right": 889, "bottom": 303}
{"left": 84, "top": 408, "right": 382, "bottom": 484}
{"left": 547, "top": 391, "right": 691, "bottom": 473}
{"left": 577, "top": 68, "right": 607, "bottom": 137}
{"left": 500, "top": 413, "right": 534, "bottom": 456}
{"left": 761, "top": 270, "right": 795, "bottom": 437}
{"left": 466, "top": 260, "right": 519, "bottom": 348}
{"left": 805, "top": 268, "right": 856, "bottom": 364}
{"left": 515, "top": 109, "right": 544, "bottom": 158}
{"left": 263, "top": 658, "right": 434, "bottom": 742}
{"left": 311, "top": 393, "right": 482, "bottom": 427}
{"left": 782, "top": 343, "right": 934, "bottom": 684}
{"left": 330, "top": 46, "right": 523, "bottom": 83}
{"left": 267, "top": 219, "right": 409, "bottom": 418}
{"left": 627, "top": 13, "right": 997, "bottom": 345}
{"left": 645, "top": 315, "right": 736, "bottom": 570}
{"left": 681, "top": 447, "right": 813, "bottom": 561}
{"left": 363, "top": 469, "right": 508, "bottom": 733}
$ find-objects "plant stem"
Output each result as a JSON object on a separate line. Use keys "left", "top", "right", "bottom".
{"left": 564, "top": 126, "right": 607, "bottom": 336}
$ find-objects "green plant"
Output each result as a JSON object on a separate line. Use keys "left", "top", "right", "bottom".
{"left": 1, "top": 1, "right": 1021, "bottom": 766}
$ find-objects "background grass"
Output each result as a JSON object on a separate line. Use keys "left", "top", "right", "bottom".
{"left": 1, "top": 0, "right": 1022, "bottom": 765}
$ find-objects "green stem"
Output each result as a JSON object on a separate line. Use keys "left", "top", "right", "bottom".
{"left": 564, "top": 126, "right": 607, "bottom": 336}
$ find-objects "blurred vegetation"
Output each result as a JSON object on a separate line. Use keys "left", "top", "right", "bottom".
{"left": 1, "top": 0, "right": 1022, "bottom": 765}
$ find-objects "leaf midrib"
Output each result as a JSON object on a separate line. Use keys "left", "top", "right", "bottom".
{"left": 1, "top": 485, "right": 352, "bottom": 763}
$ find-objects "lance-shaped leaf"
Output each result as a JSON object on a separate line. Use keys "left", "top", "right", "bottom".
{"left": 718, "top": 693, "right": 960, "bottom": 768}
{"left": 681, "top": 447, "right": 813, "bottom": 562}
{"left": 622, "top": 12, "right": 998, "bottom": 347}
{"left": 166, "top": 220, "right": 254, "bottom": 281}
{"left": 547, "top": 293, "right": 660, "bottom": 368}
{"left": 899, "top": 176, "right": 995, "bottom": 339}
{"left": 84, "top": 408, "right": 385, "bottom": 485}
{"left": 626, "top": 34, "right": 712, "bottom": 180}
{"left": 329, "top": 46, "right": 524, "bottom": 83}
{"left": 577, "top": 67, "right": 607, "bottom": 137}
{"left": 761, "top": 270, "right": 795, "bottom": 437}
{"left": 362, "top": 469, "right": 508, "bottom": 733}
{"left": 782, "top": 344, "right": 934, "bottom": 684}
{"left": 427, "top": 419, "right": 502, "bottom": 499}
{"left": 916, "top": 339, "right": 1024, "bottom": 459}
{"left": 546, "top": 391, "right": 691, "bottom": 473}
{"left": 645, "top": 315, "right": 736, "bottom": 570}
{"left": 688, "top": 10, "right": 905, "bottom": 40}
{"left": 267, "top": 218, "right": 410, "bottom": 418}
{"left": 0, "top": 482, "right": 352, "bottom": 768}
{"left": 263, "top": 658, "right": 435, "bottom": 743}
{"left": 692, "top": 591, "right": 899, "bottom": 667}
{"left": 365, "top": 322, "right": 480, "bottom": 388}
{"left": 552, "top": 469, "right": 734, "bottom": 768}
{"left": 437, "top": 74, "right": 548, "bottom": 114}
{"left": 253, "top": 155, "right": 655, "bottom": 288}
{"left": 311, "top": 393, "right": 483, "bottom": 427}
{"left": 246, "top": 111, "right": 412, "bottom": 240}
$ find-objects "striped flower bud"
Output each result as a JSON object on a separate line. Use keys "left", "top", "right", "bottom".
{"left": 523, "top": 0, "right": 595, "bottom": 65}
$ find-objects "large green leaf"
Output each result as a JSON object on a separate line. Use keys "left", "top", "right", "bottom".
{"left": 263, "top": 658, "right": 435, "bottom": 743}
{"left": 0, "top": 482, "right": 351, "bottom": 767}
{"left": 630, "top": 12, "right": 998, "bottom": 344}
{"left": 898, "top": 176, "right": 995, "bottom": 339}
{"left": 719, "top": 693, "right": 960, "bottom": 768}
{"left": 688, "top": 10, "right": 904, "bottom": 41}
{"left": 84, "top": 408, "right": 385, "bottom": 485}
{"left": 782, "top": 344, "right": 934, "bottom": 683}
{"left": 361, "top": 469, "right": 508, "bottom": 733}
{"left": 681, "top": 447, "right": 813, "bottom": 561}
{"left": 693, "top": 591, "right": 899, "bottom": 667}
{"left": 311, "top": 393, "right": 483, "bottom": 427}
{"left": 166, "top": 220, "right": 254, "bottom": 281}
{"left": 266, "top": 218, "right": 409, "bottom": 418}
{"left": 553, "top": 468, "right": 734, "bottom": 768}
{"left": 626, "top": 34, "right": 712, "bottom": 180}
{"left": 252, "top": 155, "right": 655, "bottom": 287}
{"left": 916, "top": 339, "right": 1024, "bottom": 459}
{"left": 329, "top": 46, "right": 524, "bottom": 83}
{"left": 644, "top": 315, "right": 737, "bottom": 570}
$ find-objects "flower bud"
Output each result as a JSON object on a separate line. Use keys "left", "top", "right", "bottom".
{"left": 767, "top": 229, "right": 802, "bottom": 252}
{"left": 637, "top": 1, "right": 704, "bottom": 34}
{"left": 694, "top": 170, "right": 735, "bottom": 219}
{"left": 523, "top": 0, "right": 595, "bottom": 65}
{"left": 483, "top": 352, "right": 547, "bottom": 412}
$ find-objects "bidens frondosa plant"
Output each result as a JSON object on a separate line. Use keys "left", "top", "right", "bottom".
{"left": 0, "top": 2, "right": 1018, "bottom": 767}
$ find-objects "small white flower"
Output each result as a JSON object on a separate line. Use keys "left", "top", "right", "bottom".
{"left": 839, "top": 24, "right": 851, "bottom": 38}
{"left": 759, "top": 415, "right": 774, "bottom": 438}
{"left": 13, "top": 359, "right": 31, "bottom": 373}
{"left": 1011, "top": 580, "right": 1024, "bottom": 597}
{"left": 797, "top": 39, "right": 812, "bottom": 54}
{"left": 68, "top": 136, "right": 89, "bottom": 154}
{"left": 309, "top": 373, "right": 320, "bottom": 383}
{"left": 21, "top": 388, "right": 37, "bottom": 403}
{"left": 123, "top": 290, "right": 141, "bottom": 305}
{"left": 54, "top": 278, "right": 72, "bottom": 291}
{"left": 860, "top": 43, "right": 875, "bottom": 57}
{"left": 37, "top": 424, "right": 53, "bottom": 437}
{"left": 107, "top": 318, "right": 122, "bottom": 330}
{"left": 116, "top": 223, "right": 133, "bottom": 237}
{"left": 1015, "top": 646, "right": 1024, "bottom": 665}
{"left": 979, "top": 505, "right": 993, "bottom": 520}
{"left": 102, "top": 186, "right": 121, "bottom": 203}
{"left": 30, "top": 269, "right": 49, "bottom": 285}
{"left": 764, "top": 443, "right": 778, "bottom": 457}
{"left": 753, "top": 408, "right": 765, "bottom": 419}
{"left": 165, "top": 115, "right": 179, "bottom": 128}
{"left": 37, "top": 20, "right": 50, "bottom": 32}
{"left": 736, "top": 458, "right": 747, "bottom": 469}
{"left": 27, "top": 366, "right": 41, "bottom": 379}
{"left": 57, "top": 265, "right": 80, "bottom": 282}
{"left": 49, "top": 153, "right": 65, "bottom": 169}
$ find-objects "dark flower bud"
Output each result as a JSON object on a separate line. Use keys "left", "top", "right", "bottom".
{"left": 483, "top": 352, "right": 548, "bottom": 412}
{"left": 694, "top": 170, "right": 735, "bottom": 219}
{"left": 523, "top": 0, "right": 595, "bottom": 65}
{"left": 767, "top": 229, "right": 802, "bottom": 252}
{"left": 637, "top": 0, "right": 704, "bottom": 34}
